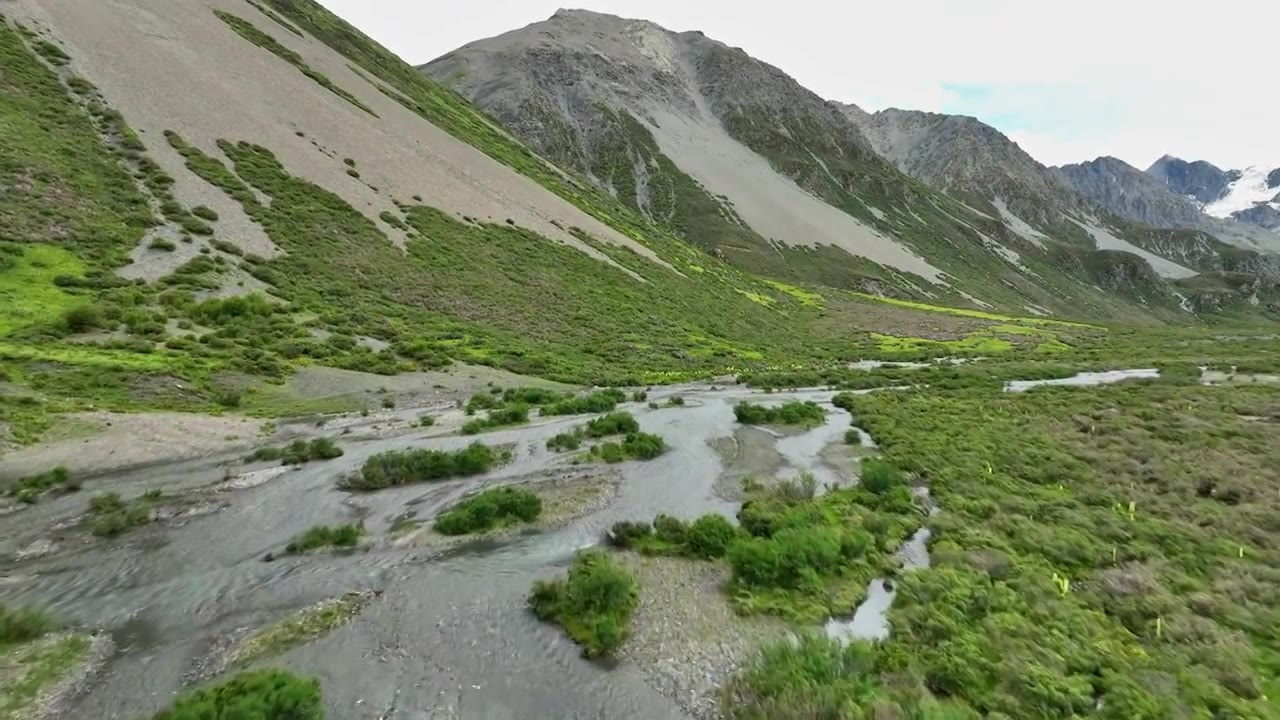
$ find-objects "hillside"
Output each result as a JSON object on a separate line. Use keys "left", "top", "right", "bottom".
{"left": 3, "top": 3, "right": 1280, "bottom": 720}
{"left": 422, "top": 10, "right": 1239, "bottom": 319}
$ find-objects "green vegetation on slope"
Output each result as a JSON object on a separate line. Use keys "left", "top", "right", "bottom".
{"left": 214, "top": 11, "right": 375, "bottom": 117}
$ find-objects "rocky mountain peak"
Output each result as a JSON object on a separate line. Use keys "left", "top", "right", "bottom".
{"left": 1145, "top": 155, "right": 1239, "bottom": 205}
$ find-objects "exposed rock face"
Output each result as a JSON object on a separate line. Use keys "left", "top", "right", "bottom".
{"left": 1233, "top": 202, "right": 1280, "bottom": 231}
{"left": 1267, "top": 167, "right": 1280, "bottom": 190}
{"left": 1146, "top": 155, "right": 1239, "bottom": 205}
{"left": 837, "top": 106, "right": 1088, "bottom": 229}
{"left": 1056, "top": 157, "right": 1206, "bottom": 229}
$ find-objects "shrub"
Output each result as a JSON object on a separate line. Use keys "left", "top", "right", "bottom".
{"left": 246, "top": 438, "right": 342, "bottom": 465}
{"left": 607, "top": 520, "right": 654, "bottom": 548}
{"left": 685, "top": 514, "right": 739, "bottom": 559}
{"left": 653, "top": 514, "right": 688, "bottom": 544}
{"left": 285, "top": 522, "right": 364, "bottom": 553}
{"left": 192, "top": 205, "right": 219, "bottom": 221}
{"left": 728, "top": 526, "right": 843, "bottom": 590}
{"left": 7, "top": 466, "right": 73, "bottom": 501}
{"left": 151, "top": 669, "right": 323, "bottom": 719}
{"left": 63, "top": 304, "right": 105, "bottom": 332}
{"left": 859, "top": 457, "right": 904, "bottom": 494}
{"left": 546, "top": 427, "right": 585, "bottom": 451}
{"left": 666, "top": 396, "right": 685, "bottom": 407}
{"left": 543, "top": 389, "right": 628, "bottom": 416}
{"left": 734, "top": 401, "right": 825, "bottom": 426}
{"left": 725, "top": 634, "right": 880, "bottom": 719}
{"left": 0, "top": 605, "right": 56, "bottom": 644}
{"left": 341, "top": 443, "right": 500, "bottom": 491}
{"left": 844, "top": 429, "right": 863, "bottom": 446}
{"left": 88, "top": 491, "right": 154, "bottom": 537}
{"left": 419, "top": 415, "right": 436, "bottom": 427}
{"left": 589, "top": 431, "right": 666, "bottom": 463}
{"left": 434, "top": 486, "right": 542, "bottom": 535}
{"left": 149, "top": 237, "right": 177, "bottom": 251}
{"left": 585, "top": 411, "right": 640, "bottom": 438}
{"left": 528, "top": 550, "right": 638, "bottom": 657}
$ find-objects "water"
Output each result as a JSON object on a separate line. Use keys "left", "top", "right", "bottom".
{"left": 1004, "top": 368, "right": 1160, "bottom": 392}
{"left": 3, "top": 371, "right": 1160, "bottom": 715}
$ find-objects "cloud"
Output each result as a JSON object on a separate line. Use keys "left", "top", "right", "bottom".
{"left": 320, "top": 0, "right": 1280, "bottom": 169}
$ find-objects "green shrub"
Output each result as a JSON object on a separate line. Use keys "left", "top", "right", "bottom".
{"left": 192, "top": 205, "right": 219, "bottom": 221}
{"left": 654, "top": 514, "right": 688, "bottom": 544}
{"left": 149, "top": 237, "right": 177, "bottom": 251}
{"left": 88, "top": 491, "right": 154, "bottom": 537}
{"left": 734, "top": 401, "right": 825, "bottom": 426}
{"left": 151, "top": 668, "right": 323, "bottom": 719}
{"left": 543, "top": 389, "right": 628, "bottom": 416}
{"left": 607, "top": 520, "right": 654, "bottom": 548}
{"left": 588, "top": 431, "right": 666, "bottom": 463}
{"left": 666, "top": 396, "right": 685, "bottom": 407}
{"left": 7, "top": 466, "right": 73, "bottom": 501}
{"left": 546, "top": 427, "right": 585, "bottom": 452}
{"left": 341, "top": 442, "right": 500, "bottom": 491}
{"left": 419, "top": 415, "right": 436, "bottom": 427}
{"left": 246, "top": 438, "right": 343, "bottom": 465}
{"left": 528, "top": 549, "right": 638, "bottom": 657}
{"left": 632, "top": 390, "right": 648, "bottom": 402}
{"left": 585, "top": 411, "right": 640, "bottom": 438}
{"left": 0, "top": 605, "right": 56, "bottom": 644}
{"left": 844, "top": 428, "right": 863, "bottom": 445}
{"left": 725, "top": 634, "right": 880, "bottom": 719}
{"left": 685, "top": 513, "right": 739, "bottom": 559}
{"left": 434, "top": 486, "right": 542, "bottom": 535}
{"left": 62, "top": 304, "right": 104, "bottom": 333}
{"left": 859, "top": 457, "right": 903, "bottom": 494}
{"left": 285, "top": 522, "right": 364, "bottom": 553}
{"left": 728, "top": 526, "right": 843, "bottom": 590}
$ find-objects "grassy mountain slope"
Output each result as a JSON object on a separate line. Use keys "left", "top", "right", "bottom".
{"left": 0, "top": 0, "right": 1126, "bottom": 448}
{"left": 422, "top": 10, "right": 1212, "bottom": 321}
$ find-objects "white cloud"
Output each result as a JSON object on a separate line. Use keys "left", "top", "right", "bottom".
{"left": 318, "top": 0, "right": 1280, "bottom": 169}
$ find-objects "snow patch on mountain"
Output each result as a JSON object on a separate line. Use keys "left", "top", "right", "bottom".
{"left": 1204, "top": 165, "right": 1280, "bottom": 218}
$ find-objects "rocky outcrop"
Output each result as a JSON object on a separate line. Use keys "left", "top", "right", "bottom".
{"left": 1056, "top": 157, "right": 1206, "bottom": 229}
{"left": 1146, "top": 155, "right": 1239, "bottom": 205}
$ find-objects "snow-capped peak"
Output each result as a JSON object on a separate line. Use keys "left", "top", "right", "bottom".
{"left": 1203, "top": 164, "right": 1280, "bottom": 218}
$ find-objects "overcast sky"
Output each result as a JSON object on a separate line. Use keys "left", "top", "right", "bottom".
{"left": 317, "top": 0, "right": 1278, "bottom": 170}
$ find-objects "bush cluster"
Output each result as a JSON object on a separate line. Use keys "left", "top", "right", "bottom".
{"left": 733, "top": 401, "right": 826, "bottom": 426}
{"left": 0, "top": 604, "right": 56, "bottom": 644}
{"left": 285, "top": 522, "right": 363, "bottom": 554}
{"left": 151, "top": 669, "right": 323, "bottom": 719}
{"left": 340, "top": 443, "right": 500, "bottom": 491}
{"left": 546, "top": 427, "right": 586, "bottom": 451}
{"left": 7, "top": 466, "right": 75, "bottom": 504}
{"left": 528, "top": 550, "right": 638, "bottom": 657}
{"left": 246, "top": 438, "right": 343, "bottom": 465}
{"left": 461, "top": 404, "right": 529, "bottom": 435}
{"left": 585, "top": 411, "right": 640, "bottom": 437}
{"left": 588, "top": 431, "right": 666, "bottom": 463}
{"left": 88, "top": 491, "right": 156, "bottom": 537}
{"left": 608, "top": 513, "right": 740, "bottom": 559}
{"left": 434, "top": 486, "right": 542, "bottom": 535}
{"left": 543, "top": 389, "right": 627, "bottom": 416}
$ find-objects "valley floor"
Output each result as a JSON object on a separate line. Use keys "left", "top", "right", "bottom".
{"left": 3, "top": 358, "right": 1279, "bottom": 719}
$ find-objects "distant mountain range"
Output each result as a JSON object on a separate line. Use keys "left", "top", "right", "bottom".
{"left": 424, "top": 9, "right": 1279, "bottom": 316}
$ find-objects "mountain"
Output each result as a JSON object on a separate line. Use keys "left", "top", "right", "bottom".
{"left": 836, "top": 105, "right": 1090, "bottom": 232}
{"left": 1056, "top": 156, "right": 1207, "bottom": 229}
{"left": 1147, "top": 155, "right": 1280, "bottom": 235}
{"left": 1146, "top": 155, "right": 1240, "bottom": 205}
{"left": 1058, "top": 156, "right": 1280, "bottom": 253}
{"left": 423, "top": 9, "right": 1275, "bottom": 318}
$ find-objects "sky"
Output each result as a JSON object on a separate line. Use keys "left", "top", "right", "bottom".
{"left": 316, "top": 0, "right": 1279, "bottom": 170}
